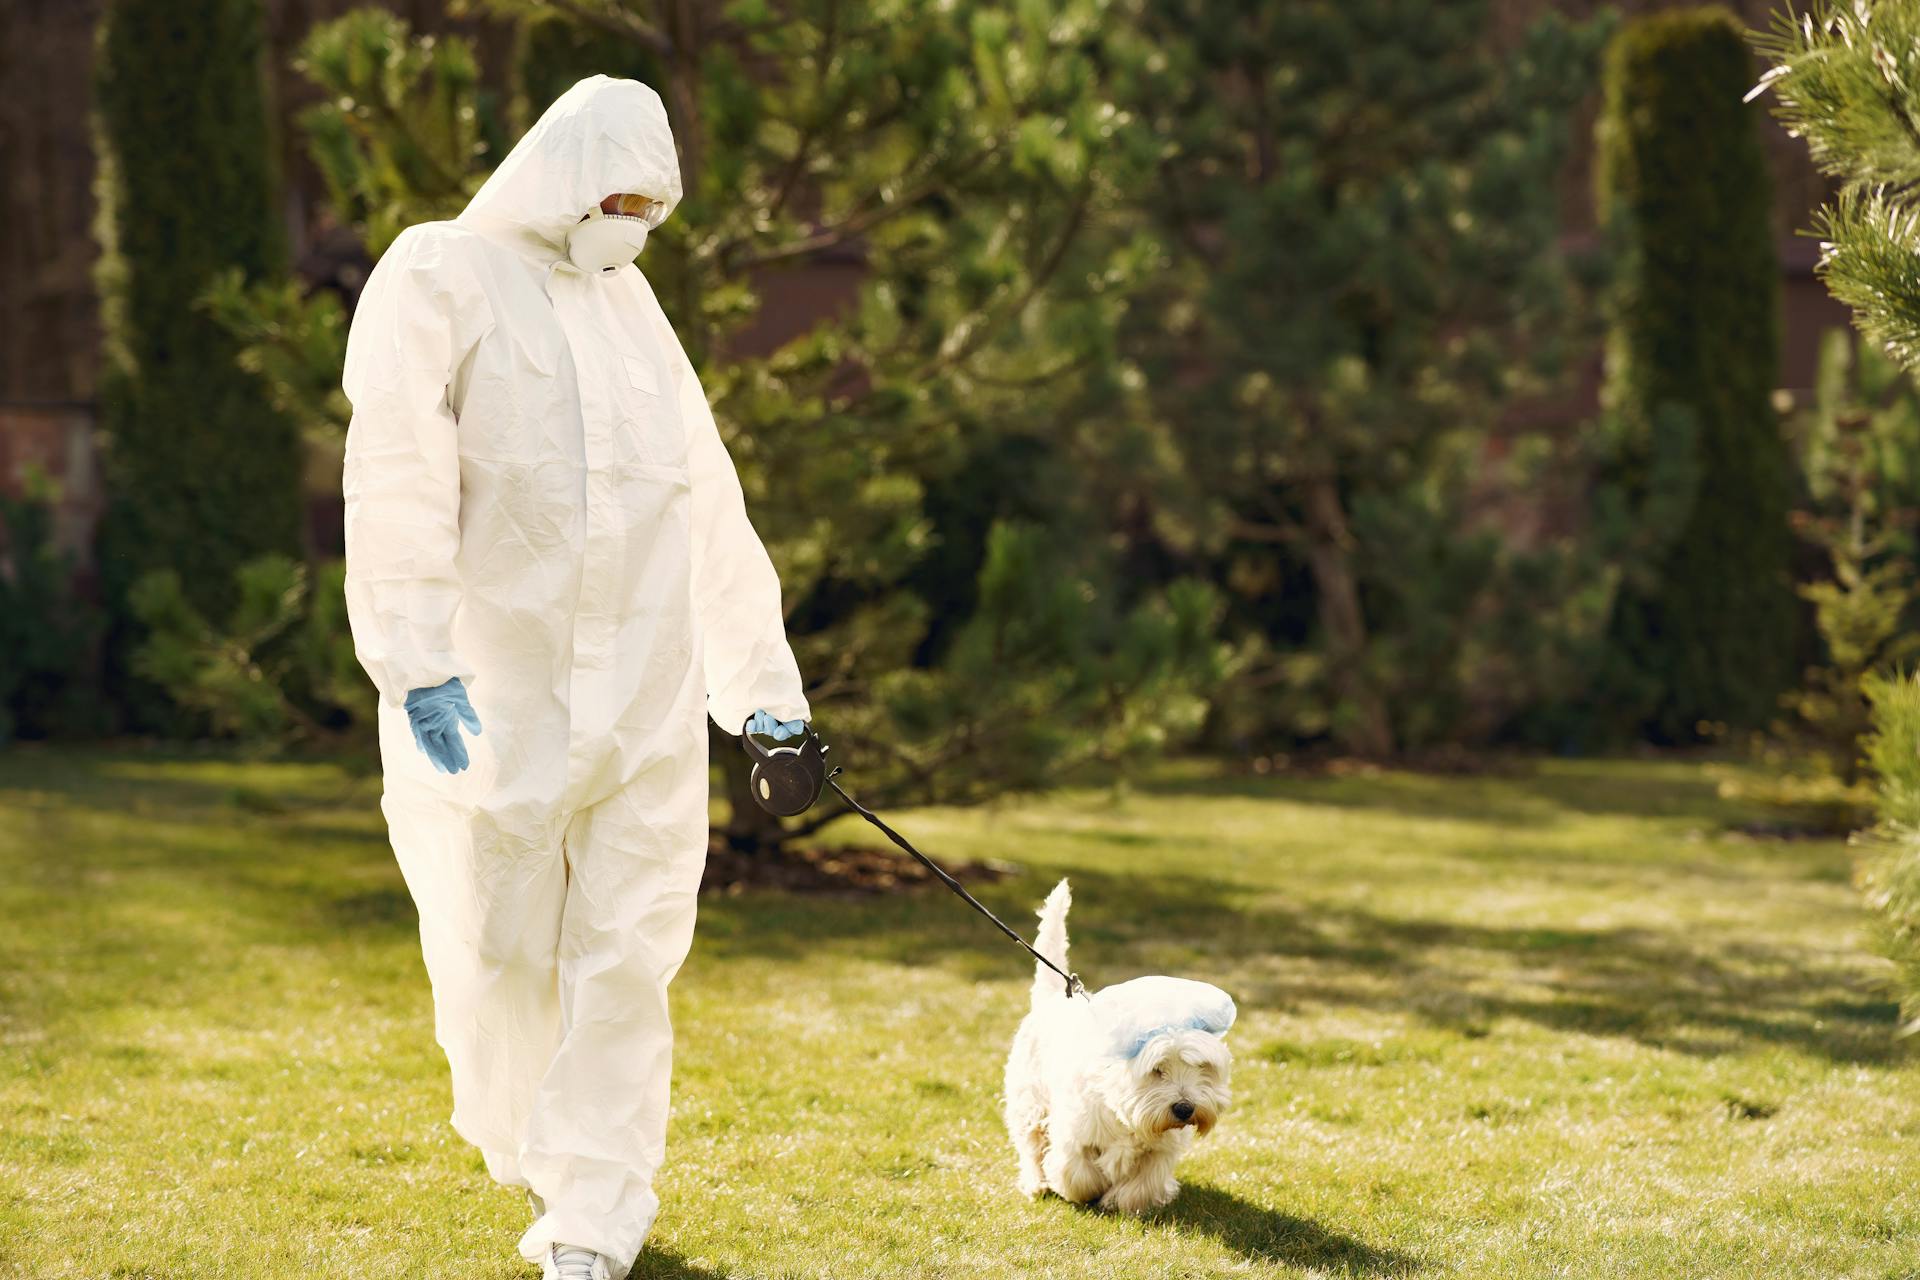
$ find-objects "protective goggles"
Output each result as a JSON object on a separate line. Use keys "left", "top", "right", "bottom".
{"left": 602, "top": 193, "right": 668, "bottom": 225}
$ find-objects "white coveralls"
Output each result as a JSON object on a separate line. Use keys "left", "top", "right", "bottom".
{"left": 341, "top": 76, "right": 808, "bottom": 1272}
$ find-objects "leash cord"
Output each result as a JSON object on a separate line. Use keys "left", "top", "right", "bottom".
{"left": 824, "top": 770, "right": 1087, "bottom": 1000}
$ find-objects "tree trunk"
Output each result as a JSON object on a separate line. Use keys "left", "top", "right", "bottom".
{"left": 1301, "top": 475, "right": 1395, "bottom": 756}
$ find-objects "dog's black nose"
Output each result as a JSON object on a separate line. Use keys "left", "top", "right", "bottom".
{"left": 1172, "top": 1100, "right": 1195, "bottom": 1123}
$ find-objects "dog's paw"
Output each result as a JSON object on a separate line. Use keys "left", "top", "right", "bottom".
{"left": 1016, "top": 1167, "right": 1046, "bottom": 1198}
{"left": 1097, "top": 1178, "right": 1180, "bottom": 1215}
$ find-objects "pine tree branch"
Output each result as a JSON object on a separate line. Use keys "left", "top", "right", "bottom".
{"left": 733, "top": 143, "right": 999, "bottom": 269}
{"left": 1817, "top": 188, "right": 1920, "bottom": 375}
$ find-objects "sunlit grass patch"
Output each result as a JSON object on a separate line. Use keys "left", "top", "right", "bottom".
{"left": 0, "top": 750, "right": 1915, "bottom": 1278}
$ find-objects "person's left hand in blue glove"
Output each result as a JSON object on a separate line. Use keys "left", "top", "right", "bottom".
{"left": 405, "top": 677, "right": 483, "bottom": 774}
{"left": 746, "top": 708, "right": 806, "bottom": 741}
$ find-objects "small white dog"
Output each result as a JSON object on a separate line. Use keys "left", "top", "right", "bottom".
{"left": 1002, "top": 880, "right": 1235, "bottom": 1213}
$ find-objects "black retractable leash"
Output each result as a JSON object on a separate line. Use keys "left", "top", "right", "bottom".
{"left": 741, "top": 718, "right": 1087, "bottom": 999}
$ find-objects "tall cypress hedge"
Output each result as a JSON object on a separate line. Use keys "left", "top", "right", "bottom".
{"left": 93, "top": 0, "right": 301, "bottom": 637}
{"left": 1596, "top": 7, "right": 1797, "bottom": 740}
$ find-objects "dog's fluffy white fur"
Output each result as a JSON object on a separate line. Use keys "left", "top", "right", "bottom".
{"left": 1002, "top": 880, "right": 1233, "bottom": 1213}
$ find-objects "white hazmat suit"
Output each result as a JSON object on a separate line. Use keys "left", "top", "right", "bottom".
{"left": 341, "top": 76, "right": 808, "bottom": 1272}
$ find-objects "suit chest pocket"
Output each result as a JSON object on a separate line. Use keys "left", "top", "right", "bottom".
{"left": 612, "top": 353, "right": 685, "bottom": 467}
{"left": 622, "top": 356, "right": 660, "bottom": 395}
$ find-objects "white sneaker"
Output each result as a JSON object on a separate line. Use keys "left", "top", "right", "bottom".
{"left": 541, "top": 1244, "right": 612, "bottom": 1280}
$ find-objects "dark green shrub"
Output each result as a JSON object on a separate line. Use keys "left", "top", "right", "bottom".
{"left": 1730, "top": 333, "right": 1920, "bottom": 832}
{"left": 1597, "top": 7, "right": 1797, "bottom": 740}
{"left": 1110, "top": 0, "right": 1610, "bottom": 755}
{"left": 130, "top": 556, "right": 372, "bottom": 744}
{"left": 92, "top": 0, "right": 303, "bottom": 677}
{"left": 1781, "top": 331, "right": 1920, "bottom": 776}
{"left": 0, "top": 488, "right": 105, "bottom": 741}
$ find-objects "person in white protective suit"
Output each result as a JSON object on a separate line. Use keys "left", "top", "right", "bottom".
{"left": 341, "top": 76, "right": 809, "bottom": 1280}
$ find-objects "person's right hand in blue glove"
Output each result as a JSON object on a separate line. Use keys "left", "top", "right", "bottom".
{"left": 746, "top": 708, "right": 806, "bottom": 741}
{"left": 405, "top": 677, "right": 483, "bottom": 774}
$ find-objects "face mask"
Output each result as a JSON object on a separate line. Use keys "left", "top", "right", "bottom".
{"left": 567, "top": 208, "right": 651, "bottom": 275}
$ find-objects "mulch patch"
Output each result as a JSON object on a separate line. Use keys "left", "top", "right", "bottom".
{"left": 1244, "top": 748, "right": 1530, "bottom": 778}
{"left": 702, "top": 838, "right": 1017, "bottom": 896}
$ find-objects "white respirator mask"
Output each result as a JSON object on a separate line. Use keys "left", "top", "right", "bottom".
{"left": 566, "top": 205, "right": 655, "bottom": 276}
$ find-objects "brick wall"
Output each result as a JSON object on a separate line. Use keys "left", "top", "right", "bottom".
{"left": 0, "top": 403, "right": 100, "bottom": 557}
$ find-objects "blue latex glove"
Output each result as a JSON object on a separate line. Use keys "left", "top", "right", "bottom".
{"left": 746, "top": 708, "right": 806, "bottom": 741}
{"left": 405, "top": 677, "right": 483, "bottom": 774}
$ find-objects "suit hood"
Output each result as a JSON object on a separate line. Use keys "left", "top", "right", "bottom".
{"left": 457, "top": 75, "right": 683, "bottom": 255}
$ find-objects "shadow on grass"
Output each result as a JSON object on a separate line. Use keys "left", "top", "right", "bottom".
{"left": 0, "top": 748, "right": 1897, "bottom": 1067}
{"left": 1153, "top": 1182, "right": 1419, "bottom": 1274}
{"left": 633, "top": 1249, "right": 735, "bottom": 1279}
{"left": 0, "top": 744, "right": 378, "bottom": 815}
{"left": 1125, "top": 758, "right": 1771, "bottom": 832}
{"left": 692, "top": 859, "right": 1903, "bottom": 1067}
{"left": 326, "top": 886, "right": 418, "bottom": 929}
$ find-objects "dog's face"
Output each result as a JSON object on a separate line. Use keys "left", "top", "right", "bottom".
{"left": 1098, "top": 1029, "right": 1233, "bottom": 1138}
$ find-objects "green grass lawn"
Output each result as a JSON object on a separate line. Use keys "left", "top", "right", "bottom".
{"left": 1, "top": 750, "right": 1917, "bottom": 1279}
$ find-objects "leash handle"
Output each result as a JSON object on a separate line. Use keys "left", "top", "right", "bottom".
{"left": 824, "top": 770, "right": 1088, "bottom": 1000}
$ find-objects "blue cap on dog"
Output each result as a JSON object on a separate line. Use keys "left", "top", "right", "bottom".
{"left": 1088, "top": 976, "right": 1237, "bottom": 1061}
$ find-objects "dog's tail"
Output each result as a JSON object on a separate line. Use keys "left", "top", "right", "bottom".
{"left": 1030, "top": 878, "right": 1073, "bottom": 1002}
